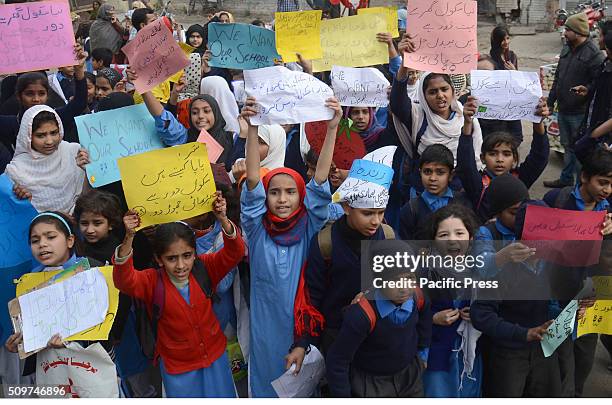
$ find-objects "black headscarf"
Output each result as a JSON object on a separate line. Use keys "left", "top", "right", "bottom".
{"left": 187, "top": 94, "right": 234, "bottom": 166}
{"left": 186, "top": 24, "right": 207, "bottom": 56}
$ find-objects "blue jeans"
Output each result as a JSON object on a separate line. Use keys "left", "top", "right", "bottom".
{"left": 558, "top": 113, "right": 584, "bottom": 184}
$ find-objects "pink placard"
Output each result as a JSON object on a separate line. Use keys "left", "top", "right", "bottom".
{"left": 122, "top": 19, "right": 189, "bottom": 94}
{"left": 522, "top": 205, "right": 605, "bottom": 267}
{"left": 0, "top": 1, "right": 77, "bottom": 75}
{"left": 197, "top": 129, "right": 223, "bottom": 164}
{"left": 405, "top": 0, "right": 478, "bottom": 74}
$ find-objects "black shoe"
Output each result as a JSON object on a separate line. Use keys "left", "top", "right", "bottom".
{"left": 543, "top": 179, "right": 573, "bottom": 188}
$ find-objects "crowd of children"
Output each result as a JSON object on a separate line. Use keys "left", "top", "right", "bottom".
{"left": 0, "top": 0, "right": 610, "bottom": 399}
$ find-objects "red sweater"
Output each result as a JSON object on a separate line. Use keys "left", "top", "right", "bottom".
{"left": 112, "top": 225, "right": 245, "bottom": 374}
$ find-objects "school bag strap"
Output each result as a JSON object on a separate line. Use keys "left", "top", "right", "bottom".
{"left": 357, "top": 299, "right": 377, "bottom": 333}
{"left": 317, "top": 223, "right": 334, "bottom": 264}
{"left": 147, "top": 258, "right": 220, "bottom": 356}
{"left": 151, "top": 268, "right": 165, "bottom": 339}
{"left": 318, "top": 223, "right": 396, "bottom": 263}
{"left": 357, "top": 288, "right": 425, "bottom": 334}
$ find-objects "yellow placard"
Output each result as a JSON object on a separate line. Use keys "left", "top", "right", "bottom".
{"left": 358, "top": 6, "right": 399, "bottom": 38}
{"left": 168, "top": 43, "right": 197, "bottom": 83}
{"left": 312, "top": 14, "right": 388, "bottom": 73}
{"left": 275, "top": 10, "right": 323, "bottom": 63}
{"left": 593, "top": 276, "right": 612, "bottom": 299}
{"left": 577, "top": 300, "right": 612, "bottom": 337}
{"left": 118, "top": 142, "right": 217, "bottom": 228}
{"left": 15, "top": 266, "right": 119, "bottom": 341}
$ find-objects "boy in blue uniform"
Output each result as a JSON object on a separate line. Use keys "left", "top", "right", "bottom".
{"left": 471, "top": 175, "right": 561, "bottom": 397}
{"left": 543, "top": 149, "right": 612, "bottom": 397}
{"left": 399, "top": 144, "right": 472, "bottom": 240}
{"left": 325, "top": 241, "right": 432, "bottom": 397}
{"left": 289, "top": 146, "right": 398, "bottom": 367}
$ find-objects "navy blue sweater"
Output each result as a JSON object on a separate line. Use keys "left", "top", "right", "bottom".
{"left": 326, "top": 298, "right": 432, "bottom": 397}
{"left": 456, "top": 131, "right": 550, "bottom": 221}
{"left": 470, "top": 263, "right": 552, "bottom": 350}
{"left": 296, "top": 216, "right": 388, "bottom": 348}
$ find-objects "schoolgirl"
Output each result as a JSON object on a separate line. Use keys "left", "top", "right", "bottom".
{"left": 239, "top": 95, "right": 341, "bottom": 397}
{"left": 113, "top": 192, "right": 245, "bottom": 397}
{"left": 6, "top": 105, "right": 89, "bottom": 214}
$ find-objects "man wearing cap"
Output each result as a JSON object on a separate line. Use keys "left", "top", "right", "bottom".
{"left": 544, "top": 13, "right": 605, "bottom": 189}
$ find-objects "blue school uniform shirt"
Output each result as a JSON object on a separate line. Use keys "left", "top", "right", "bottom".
{"left": 474, "top": 221, "right": 516, "bottom": 279}
{"left": 241, "top": 179, "right": 331, "bottom": 397}
{"left": 572, "top": 184, "right": 610, "bottom": 211}
{"left": 421, "top": 188, "right": 454, "bottom": 212}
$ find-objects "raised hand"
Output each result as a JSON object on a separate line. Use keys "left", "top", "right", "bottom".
{"left": 325, "top": 97, "right": 342, "bottom": 129}
{"left": 241, "top": 96, "right": 259, "bottom": 127}
{"left": 123, "top": 210, "right": 141, "bottom": 237}
{"left": 76, "top": 148, "right": 90, "bottom": 169}
{"left": 398, "top": 33, "right": 416, "bottom": 54}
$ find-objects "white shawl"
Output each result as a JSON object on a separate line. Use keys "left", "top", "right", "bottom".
{"left": 258, "top": 125, "right": 286, "bottom": 169}
{"left": 5, "top": 105, "right": 84, "bottom": 214}
{"left": 199, "top": 76, "right": 241, "bottom": 135}
{"left": 397, "top": 72, "right": 483, "bottom": 171}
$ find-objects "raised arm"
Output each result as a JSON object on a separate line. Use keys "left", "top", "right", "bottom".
{"left": 242, "top": 96, "right": 261, "bottom": 191}
{"left": 313, "top": 97, "right": 342, "bottom": 185}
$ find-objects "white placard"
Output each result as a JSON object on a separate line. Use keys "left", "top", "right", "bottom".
{"left": 331, "top": 65, "right": 390, "bottom": 107}
{"left": 19, "top": 269, "right": 109, "bottom": 353}
{"left": 244, "top": 66, "right": 334, "bottom": 125}
{"left": 471, "top": 70, "right": 543, "bottom": 123}
{"left": 271, "top": 345, "right": 326, "bottom": 398}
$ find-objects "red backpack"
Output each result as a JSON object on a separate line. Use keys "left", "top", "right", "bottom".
{"left": 357, "top": 288, "right": 425, "bottom": 333}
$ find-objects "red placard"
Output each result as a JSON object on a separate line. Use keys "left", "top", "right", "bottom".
{"left": 522, "top": 205, "right": 605, "bottom": 266}
{"left": 305, "top": 120, "right": 366, "bottom": 170}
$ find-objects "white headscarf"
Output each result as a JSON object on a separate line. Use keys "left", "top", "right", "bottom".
{"left": 258, "top": 125, "right": 286, "bottom": 169}
{"left": 199, "top": 76, "right": 240, "bottom": 135}
{"left": 5, "top": 105, "right": 84, "bottom": 214}
{"left": 333, "top": 146, "right": 397, "bottom": 209}
{"left": 396, "top": 72, "right": 483, "bottom": 171}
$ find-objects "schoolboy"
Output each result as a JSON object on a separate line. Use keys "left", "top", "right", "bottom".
{"left": 399, "top": 144, "right": 472, "bottom": 240}
{"left": 325, "top": 241, "right": 432, "bottom": 397}
{"left": 471, "top": 175, "right": 561, "bottom": 397}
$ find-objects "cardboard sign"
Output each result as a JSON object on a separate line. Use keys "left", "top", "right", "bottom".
{"left": 312, "top": 14, "right": 388, "bottom": 73}
{"left": 76, "top": 104, "right": 165, "bottom": 187}
{"left": 274, "top": 10, "right": 323, "bottom": 63}
{"left": 121, "top": 19, "right": 189, "bottom": 93}
{"left": 405, "top": 0, "right": 478, "bottom": 74}
{"left": 118, "top": 142, "right": 217, "bottom": 228}
{"left": 197, "top": 129, "right": 223, "bottom": 164}
{"left": 0, "top": 1, "right": 77, "bottom": 75}
{"left": 305, "top": 120, "right": 366, "bottom": 170}
{"left": 208, "top": 23, "right": 281, "bottom": 70}
{"left": 522, "top": 205, "right": 605, "bottom": 267}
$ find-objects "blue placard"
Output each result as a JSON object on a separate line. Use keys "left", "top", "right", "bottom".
{"left": 348, "top": 159, "right": 394, "bottom": 189}
{"left": 0, "top": 174, "right": 37, "bottom": 268}
{"left": 208, "top": 23, "right": 281, "bottom": 70}
{"left": 75, "top": 104, "right": 165, "bottom": 187}
{"left": 0, "top": 260, "right": 32, "bottom": 342}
